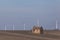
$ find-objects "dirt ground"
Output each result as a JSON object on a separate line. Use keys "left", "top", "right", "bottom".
{"left": 0, "top": 30, "right": 60, "bottom": 40}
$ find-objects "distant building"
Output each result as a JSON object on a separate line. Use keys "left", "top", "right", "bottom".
{"left": 32, "top": 26, "right": 43, "bottom": 34}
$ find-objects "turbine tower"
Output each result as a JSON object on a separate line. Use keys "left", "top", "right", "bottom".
{"left": 5, "top": 24, "right": 6, "bottom": 32}
{"left": 56, "top": 20, "right": 58, "bottom": 30}
{"left": 24, "top": 24, "right": 25, "bottom": 30}
{"left": 13, "top": 24, "right": 14, "bottom": 31}
{"left": 37, "top": 19, "right": 39, "bottom": 26}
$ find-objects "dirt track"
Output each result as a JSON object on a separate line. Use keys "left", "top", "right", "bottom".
{"left": 0, "top": 30, "right": 60, "bottom": 40}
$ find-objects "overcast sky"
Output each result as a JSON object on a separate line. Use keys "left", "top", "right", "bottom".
{"left": 0, "top": 0, "right": 60, "bottom": 30}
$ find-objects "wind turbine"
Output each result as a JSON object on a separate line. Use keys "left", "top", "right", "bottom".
{"left": 24, "top": 24, "right": 25, "bottom": 30}
{"left": 13, "top": 24, "right": 14, "bottom": 31}
{"left": 56, "top": 20, "right": 58, "bottom": 30}
{"left": 5, "top": 24, "right": 7, "bottom": 32}
{"left": 37, "top": 19, "right": 39, "bottom": 26}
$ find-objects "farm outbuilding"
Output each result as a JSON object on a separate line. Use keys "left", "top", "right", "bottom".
{"left": 32, "top": 26, "right": 43, "bottom": 34}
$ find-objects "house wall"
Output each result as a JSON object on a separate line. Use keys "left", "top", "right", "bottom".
{"left": 32, "top": 29, "right": 40, "bottom": 34}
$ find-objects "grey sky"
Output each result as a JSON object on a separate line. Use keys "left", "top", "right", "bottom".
{"left": 0, "top": 0, "right": 60, "bottom": 30}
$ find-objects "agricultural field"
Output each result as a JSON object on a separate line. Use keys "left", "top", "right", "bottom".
{"left": 0, "top": 30, "right": 60, "bottom": 40}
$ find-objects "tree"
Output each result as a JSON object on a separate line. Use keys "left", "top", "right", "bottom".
{"left": 40, "top": 26, "right": 43, "bottom": 34}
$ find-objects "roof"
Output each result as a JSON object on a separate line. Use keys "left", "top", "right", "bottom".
{"left": 33, "top": 26, "right": 40, "bottom": 29}
{"left": 32, "top": 25, "right": 43, "bottom": 30}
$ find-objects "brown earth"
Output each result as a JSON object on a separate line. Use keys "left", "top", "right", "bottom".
{"left": 0, "top": 30, "right": 60, "bottom": 40}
